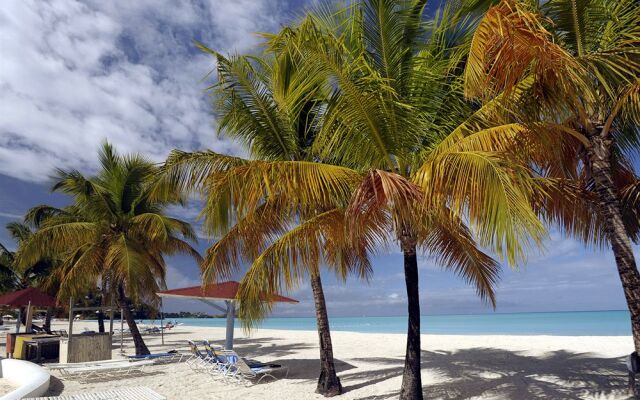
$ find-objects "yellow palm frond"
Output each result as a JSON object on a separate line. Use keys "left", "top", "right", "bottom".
{"left": 57, "top": 244, "right": 104, "bottom": 300}
{"left": 202, "top": 202, "right": 291, "bottom": 284}
{"left": 14, "top": 222, "right": 97, "bottom": 270}
{"left": 464, "top": 0, "right": 589, "bottom": 107}
{"left": 152, "top": 150, "right": 248, "bottom": 199}
{"left": 346, "top": 170, "right": 423, "bottom": 243}
{"left": 532, "top": 177, "right": 606, "bottom": 247}
{"left": 236, "top": 208, "right": 372, "bottom": 328}
{"left": 202, "top": 160, "right": 360, "bottom": 236}
{"left": 104, "top": 234, "right": 162, "bottom": 306}
{"left": 415, "top": 150, "right": 546, "bottom": 266}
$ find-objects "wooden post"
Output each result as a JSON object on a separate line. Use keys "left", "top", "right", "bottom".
{"left": 67, "top": 297, "right": 74, "bottom": 358}
{"left": 120, "top": 308, "right": 124, "bottom": 354}
{"left": 25, "top": 301, "right": 33, "bottom": 333}
{"left": 109, "top": 302, "right": 114, "bottom": 337}
{"left": 225, "top": 300, "right": 235, "bottom": 350}
{"left": 160, "top": 299, "right": 164, "bottom": 346}
{"left": 15, "top": 307, "right": 21, "bottom": 334}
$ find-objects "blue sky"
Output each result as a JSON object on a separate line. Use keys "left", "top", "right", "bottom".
{"left": 0, "top": 0, "right": 631, "bottom": 318}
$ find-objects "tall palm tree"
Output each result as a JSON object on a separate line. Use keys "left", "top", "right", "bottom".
{"left": 464, "top": 0, "right": 640, "bottom": 356}
{"left": 161, "top": 2, "right": 546, "bottom": 398}
{"left": 16, "top": 143, "right": 202, "bottom": 355}
{"left": 267, "top": 4, "right": 549, "bottom": 398}
{"left": 158, "top": 43, "right": 371, "bottom": 395}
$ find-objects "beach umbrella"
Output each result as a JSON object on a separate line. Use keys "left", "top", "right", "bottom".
{"left": 0, "top": 287, "right": 56, "bottom": 333}
{"left": 157, "top": 281, "right": 298, "bottom": 349}
{"left": 0, "top": 287, "right": 56, "bottom": 307}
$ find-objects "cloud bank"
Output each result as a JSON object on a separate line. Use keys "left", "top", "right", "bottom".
{"left": 0, "top": 0, "right": 290, "bottom": 181}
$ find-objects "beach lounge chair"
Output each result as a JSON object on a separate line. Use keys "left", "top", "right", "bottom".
{"left": 201, "top": 340, "right": 234, "bottom": 377}
{"left": 47, "top": 359, "right": 155, "bottom": 381}
{"left": 186, "top": 340, "right": 212, "bottom": 371}
{"left": 223, "top": 349, "right": 288, "bottom": 385}
{"left": 127, "top": 350, "right": 187, "bottom": 364}
{"left": 27, "top": 386, "right": 166, "bottom": 400}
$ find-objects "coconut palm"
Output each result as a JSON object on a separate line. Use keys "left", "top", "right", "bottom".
{"left": 158, "top": 43, "right": 372, "bottom": 394}
{"left": 160, "top": 2, "right": 546, "bottom": 398}
{"left": 16, "top": 143, "right": 202, "bottom": 355}
{"left": 464, "top": 0, "right": 640, "bottom": 357}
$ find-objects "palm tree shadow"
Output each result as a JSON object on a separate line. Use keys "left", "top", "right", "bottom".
{"left": 341, "top": 348, "right": 631, "bottom": 399}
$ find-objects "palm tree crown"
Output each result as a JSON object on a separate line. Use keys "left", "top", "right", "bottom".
{"left": 16, "top": 142, "right": 202, "bottom": 355}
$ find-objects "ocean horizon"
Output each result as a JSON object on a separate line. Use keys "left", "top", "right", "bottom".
{"left": 148, "top": 310, "right": 631, "bottom": 336}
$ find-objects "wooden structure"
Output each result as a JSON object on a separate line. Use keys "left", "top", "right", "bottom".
{"left": 0, "top": 288, "right": 58, "bottom": 358}
{"left": 61, "top": 297, "right": 116, "bottom": 363}
{"left": 157, "top": 281, "right": 298, "bottom": 350}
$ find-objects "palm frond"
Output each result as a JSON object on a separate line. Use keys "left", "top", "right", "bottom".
{"left": 415, "top": 150, "right": 545, "bottom": 266}
{"left": 464, "top": 0, "right": 589, "bottom": 109}
{"left": 421, "top": 210, "right": 500, "bottom": 307}
{"left": 236, "top": 208, "right": 372, "bottom": 329}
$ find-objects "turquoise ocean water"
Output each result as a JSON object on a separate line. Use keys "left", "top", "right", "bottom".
{"left": 149, "top": 310, "right": 631, "bottom": 336}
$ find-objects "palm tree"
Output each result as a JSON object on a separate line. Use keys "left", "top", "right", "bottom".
{"left": 16, "top": 143, "right": 202, "bottom": 355}
{"left": 0, "top": 219, "right": 63, "bottom": 329}
{"left": 158, "top": 43, "right": 371, "bottom": 395}
{"left": 464, "top": 0, "right": 640, "bottom": 357}
{"left": 0, "top": 240, "right": 18, "bottom": 293}
{"left": 161, "top": 2, "right": 546, "bottom": 398}
{"left": 6, "top": 222, "right": 59, "bottom": 290}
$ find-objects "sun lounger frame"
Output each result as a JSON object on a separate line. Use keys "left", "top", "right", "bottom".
{"left": 49, "top": 359, "right": 156, "bottom": 381}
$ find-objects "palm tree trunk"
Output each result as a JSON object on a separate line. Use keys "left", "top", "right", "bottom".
{"left": 98, "top": 283, "right": 106, "bottom": 333}
{"left": 97, "top": 310, "right": 105, "bottom": 333}
{"left": 587, "top": 134, "right": 640, "bottom": 350}
{"left": 399, "top": 237, "right": 422, "bottom": 400}
{"left": 587, "top": 132, "right": 640, "bottom": 397}
{"left": 116, "top": 285, "right": 149, "bottom": 356}
{"left": 310, "top": 273, "right": 342, "bottom": 397}
{"left": 44, "top": 306, "right": 53, "bottom": 332}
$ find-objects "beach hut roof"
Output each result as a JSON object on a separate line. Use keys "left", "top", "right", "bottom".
{"left": 0, "top": 287, "right": 56, "bottom": 307}
{"left": 156, "top": 281, "right": 298, "bottom": 303}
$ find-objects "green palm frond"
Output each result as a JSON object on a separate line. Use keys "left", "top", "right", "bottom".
{"left": 6, "top": 222, "right": 32, "bottom": 244}
{"left": 15, "top": 222, "right": 97, "bottom": 271}
{"left": 22, "top": 142, "right": 201, "bottom": 306}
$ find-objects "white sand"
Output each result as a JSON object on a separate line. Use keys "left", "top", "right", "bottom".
{"left": 2, "top": 320, "right": 635, "bottom": 399}
{"left": 0, "top": 378, "right": 19, "bottom": 397}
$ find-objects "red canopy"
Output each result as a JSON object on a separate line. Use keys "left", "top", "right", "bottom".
{"left": 0, "top": 287, "right": 56, "bottom": 307}
{"left": 157, "top": 281, "right": 298, "bottom": 303}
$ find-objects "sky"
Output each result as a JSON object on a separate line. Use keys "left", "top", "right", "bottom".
{"left": 0, "top": 0, "right": 632, "bottom": 318}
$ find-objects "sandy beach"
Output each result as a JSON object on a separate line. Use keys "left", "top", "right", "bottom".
{"left": 1, "top": 319, "right": 632, "bottom": 399}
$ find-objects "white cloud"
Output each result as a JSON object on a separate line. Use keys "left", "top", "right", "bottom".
{"left": 0, "top": 0, "right": 288, "bottom": 182}
{"left": 165, "top": 264, "right": 200, "bottom": 289}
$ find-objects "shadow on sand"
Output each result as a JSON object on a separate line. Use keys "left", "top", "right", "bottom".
{"left": 341, "top": 348, "right": 630, "bottom": 399}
